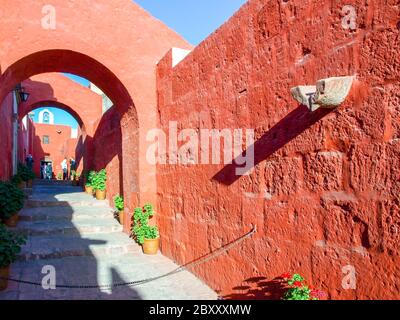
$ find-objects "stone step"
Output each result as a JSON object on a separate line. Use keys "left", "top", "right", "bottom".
{"left": 25, "top": 199, "right": 109, "bottom": 208}
{"left": 19, "top": 206, "right": 116, "bottom": 222}
{"left": 33, "top": 180, "right": 73, "bottom": 186}
{"left": 15, "top": 219, "right": 123, "bottom": 236}
{"left": 18, "top": 232, "right": 140, "bottom": 261}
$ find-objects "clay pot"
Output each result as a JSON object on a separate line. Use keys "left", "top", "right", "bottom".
{"left": 95, "top": 189, "right": 106, "bottom": 200}
{"left": 119, "top": 211, "right": 124, "bottom": 225}
{"left": 0, "top": 266, "right": 10, "bottom": 291}
{"left": 5, "top": 213, "right": 19, "bottom": 228}
{"left": 85, "top": 186, "right": 93, "bottom": 194}
{"left": 143, "top": 238, "right": 160, "bottom": 255}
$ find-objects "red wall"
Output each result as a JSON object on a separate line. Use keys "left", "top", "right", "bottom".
{"left": 0, "top": 93, "right": 13, "bottom": 180}
{"left": 156, "top": 0, "right": 400, "bottom": 299}
{"left": 32, "top": 123, "right": 78, "bottom": 178}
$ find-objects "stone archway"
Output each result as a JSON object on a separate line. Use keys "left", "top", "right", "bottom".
{"left": 18, "top": 73, "right": 103, "bottom": 137}
{"left": 0, "top": 0, "right": 191, "bottom": 220}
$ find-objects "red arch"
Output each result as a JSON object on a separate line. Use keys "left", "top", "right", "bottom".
{"left": 18, "top": 73, "right": 103, "bottom": 136}
{"left": 22, "top": 101, "right": 85, "bottom": 130}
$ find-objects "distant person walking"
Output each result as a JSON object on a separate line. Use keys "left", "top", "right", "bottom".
{"left": 61, "top": 158, "right": 68, "bottom": 180}
{"left": 46, "top": 163, "right": 53, "bottom": 180}
{"left": 25, "top": 154, "right": 34, "bottom": 170}
{"left": 69, "top": 157, "right": 76, "bottom": 178}
{"left": 42, "top": 163, "right": 47, "bottom": 180}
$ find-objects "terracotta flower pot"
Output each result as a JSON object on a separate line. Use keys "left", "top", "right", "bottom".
{"left": 0, "top": 266, "right": 10, "bottom": 291}
{"left": 95, "top": 189, "right": 106, "bottom": 200}
{"left": 119, "top": 210, "right": 124, "bottom": 225}
{"left": 5, "top": 213, "right": 19, "bottom": 228}
{"left": 143, "top": 238, "right": 160, "bottom": 255}
{"left": 85, "top": 186, "right": 93, "bottom": 194}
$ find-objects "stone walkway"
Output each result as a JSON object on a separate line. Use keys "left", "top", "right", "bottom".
{"left": 0, "top": 180, "right": 217, "bottom": 300}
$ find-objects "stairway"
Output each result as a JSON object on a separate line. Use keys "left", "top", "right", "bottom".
{"left": 0, "top": 180, "right": 217, "bottom": 300}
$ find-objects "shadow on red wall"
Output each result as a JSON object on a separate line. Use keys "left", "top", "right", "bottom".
{"left": 213, "top": 105, "right": 333, "bottom": 185}
{"left": 223, "top": 276, "right": 288, "bottom": 300}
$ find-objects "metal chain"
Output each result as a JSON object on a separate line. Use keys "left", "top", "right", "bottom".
{"left": 0, "top": 227, "right": 256, "bottom": 289}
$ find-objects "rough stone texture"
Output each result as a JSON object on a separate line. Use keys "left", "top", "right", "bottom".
{"left": 156, "top": 0, "right": 400, "bottom": 299}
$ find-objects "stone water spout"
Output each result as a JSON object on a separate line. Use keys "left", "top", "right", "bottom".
{"left": 291, "top": 76, "right": 355, "bottom": 111}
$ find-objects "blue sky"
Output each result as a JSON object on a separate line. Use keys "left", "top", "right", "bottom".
{"left": 50, "top": 1, "right": 248, "bottom": 127}
{"left": 134, "top": 0, "right": 247, "bottom": 45}
{"left": 32, "top": 107, "right": 79, "bottom": 129}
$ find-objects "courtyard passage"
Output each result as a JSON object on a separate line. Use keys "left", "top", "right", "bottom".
{"left": 0, "top": 180, "right": 217, "bottom": 300}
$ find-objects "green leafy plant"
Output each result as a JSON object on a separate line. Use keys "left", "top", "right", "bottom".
{"left": 114, "top": 195, "right": 124, "bottom": 212}
{"left": 0, "top": 224, "right": 26, "bottom": 268}
{"left": 84, "top": 170, "right": 96, "bottom": 187}
{"left": 57, "top": 172, "right": 63, "bottom": 180}
{"left": 131, "top": 204, "right": 159, "bottom": 245}
{"left": 10, "top": 174, "right": 23, "bottom": 186}
{"left": 17, "top": 163, "right": 35, "bottom": 182}
{"left": 92, "top": 169, "right": 107, "bottom": 191}
{"left": 0, "top": 181, "right": 25, "bottom": 221}
{"left": 280, "top": 273, "right": 326, "bottom": 300}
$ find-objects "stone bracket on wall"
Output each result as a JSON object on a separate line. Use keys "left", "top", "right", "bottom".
{"left": 291, "top": 76, "right": 355, "bottom": 111}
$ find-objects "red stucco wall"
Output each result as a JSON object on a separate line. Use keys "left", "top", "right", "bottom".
{"left": 156, "top": 0, "right": 400, "bottom": 299}
{"left": 32, "top": 123, "right": 78, "bottom": 178}
{"left": 0, "top": 93, "right": 13, "bottom": 180}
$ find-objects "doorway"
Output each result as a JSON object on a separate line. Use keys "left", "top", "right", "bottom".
{"left": 40, "top": 160, "right": 53, "bottom": 179}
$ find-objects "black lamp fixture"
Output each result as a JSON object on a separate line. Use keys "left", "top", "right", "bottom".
{"left": 19, "top": 87, "right": 30, "bottom": 102}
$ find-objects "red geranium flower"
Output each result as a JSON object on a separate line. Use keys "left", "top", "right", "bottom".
{"left": 293, "top": 281, "right": 303, "bottom": 288}
{"left": 280, "top": 273, "right": 292, "bottom": 279}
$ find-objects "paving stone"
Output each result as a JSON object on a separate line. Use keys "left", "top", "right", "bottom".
{"left": 16, "top": 219, "right": 122, "bottom": 236}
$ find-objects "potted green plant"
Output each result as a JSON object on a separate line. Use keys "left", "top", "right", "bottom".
{"left": 84, "top": 170, "right": 96, "bottom": 195}
{"left": 114, "top": 195, "right": 124, "bottom": 225}
{"left": 92, "top": 169, "right": 107, "bottom": 200}
{"left": 17, "top": 164, "right": 35, "bottom": 188}
{"left": 0, "top": 181, "right": 25, "bottom": 227}
{"left": 57, "top": 172, "right": 63, "bottom": 181}
{"left": 70, "top": 170, "right": 76, "bottom": 182}
{"left": 70, "top": 170, "right": 81, "bottom": 186}
{"left": 0, "top": 224, "right": 26, "bottom": 291}
{"left": 131, "top": 204, "right": 159, "bottom": 255}
{"left": 11, "top": 174, "right": 24, "bottom": 189}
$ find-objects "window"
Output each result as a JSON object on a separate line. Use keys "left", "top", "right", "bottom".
{"left": 43, "top": 135, "right": 50, "bottom": 144}
{"left": 43, "top": 112, "right": 50, "bottom": 124}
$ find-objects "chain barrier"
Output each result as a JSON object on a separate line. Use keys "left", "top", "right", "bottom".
{"left": 0, "top": 227, "right": 256, "bottom": 289}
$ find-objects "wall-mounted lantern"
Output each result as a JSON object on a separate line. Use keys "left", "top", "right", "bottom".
{"left": 19, "top": 88, "right": 30, "bottom": 102}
